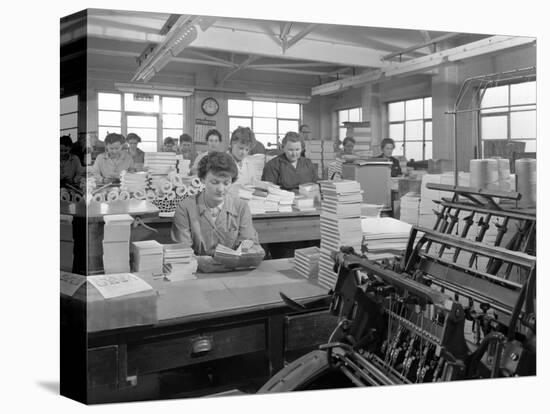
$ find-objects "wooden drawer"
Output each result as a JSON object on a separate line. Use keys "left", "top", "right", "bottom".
{"left": 285, "top": 311, "right": 338, "bottom": 352}
{"left": 127, "top": 323, "right": 266, "bottom": 375}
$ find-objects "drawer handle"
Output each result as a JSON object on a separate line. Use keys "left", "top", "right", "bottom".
{"left": 191, "top": 337, "right": 213, "bottom": 356}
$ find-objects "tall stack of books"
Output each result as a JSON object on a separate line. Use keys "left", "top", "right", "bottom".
{"left": 322, "top": 141, "right": 337, "bottom": 175}
{"left": 162, "top": 243, "right": 197, "bottom": 281}
{"left": 305, "top": 140, "right": 324, "bottom": 177}
{"left": 294, "top": 247, "right": 320, "bottom": 279}
{"left": 327, "top": 159, "right": 343, "bottom": 179}
{"left": 102, "top": 214, "right": 134, "bottom": 274}
{"left": 344, "top": 121, "right": 373, "bottom": 157}
{"left": 246, "top": 154, "right": 266, "bottom": 183}
{"left": 131, "top": 240, "right": 164, "bottom": 275}
{"left": 318, "top": 180, "right": 363, "bottom": 290}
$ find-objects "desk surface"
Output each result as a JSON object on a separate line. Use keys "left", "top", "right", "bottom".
{"left": 61, "top": 200, "right": 159, "bottom": 220}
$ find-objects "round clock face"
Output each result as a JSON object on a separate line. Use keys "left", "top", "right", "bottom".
{"left": 201, "top": 97, "right": 219, "bottom": 116}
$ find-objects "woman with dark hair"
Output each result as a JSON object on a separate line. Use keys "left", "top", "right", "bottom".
{"left": 92, "top": 132, "right": 135, "bottom": 183}
{"left": 229, "top": 126, "right": 256, "bottom": 188}
{"left": 376, "top": 138, "right": 402, "bottom": 177}
{"left": 342, "top": 136, "right": 356, "bottom": 156}
{"left": 262, "top": 131, "right": 318, "bottom": 191}
{"left": 126, "top": 132, "right": 145, "bottom": 168}
{"left": 60, "top": 135, "right": 83, "bottom": 186}
{"left": 171, "top": 151, "right": 264, "bottom": 272}
{"left": 190, "top": 128, "right": 223, "bottom": 175}
{"left": 178, "top": 133, "right": 194, "bottom": 161}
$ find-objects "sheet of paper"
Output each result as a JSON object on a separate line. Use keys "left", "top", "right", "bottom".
{"left": 60, "top": 271, "right": 86, "bottom": 297}
{"left": 87, "top": 273, "right": 153, "bottom": 299}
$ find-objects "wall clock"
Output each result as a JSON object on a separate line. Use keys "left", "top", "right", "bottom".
{"left": 201, "top": 97, "right": 220, "bottom": 116}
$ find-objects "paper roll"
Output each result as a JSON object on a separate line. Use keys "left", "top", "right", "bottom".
{"left": 187, "top": 187, "right": 197, "bottom": 196}
{"left": 515, "top": 159, "right": 536, "bottom": 208}
{"left": 175, "top": 185, "right": 188, "bottom": 197}
{"left": 72, "top": 193, "right": 83, "bottom": 203}
{"left": 107, "top": 190, "right": 119, "bottom": 202}
{"left": 166, "top": 192, "right": 176, "bottom": 201}
{"left": 191, "top": 177, "right": 201, "bottom": 188}
{"left": 161, "top": 180, "right": 173, "bottom": 193}
{"left": 172, "top": 174, "right": 184, "bottom": 187}
{"left": 118, "top": 191, "right": 130, "bottom": 201}
{"left": 470, "top": 159, "right": 499, "bottom": 190}
{"left": 133, "top": 190, "right": 146, "bottom": 200}
{"left": 93, "top": 193, "right": 105, "bottom": 203}
{"left": 145, "top": 190, "right": 156, "bottom": 202}
{"left": 60, "top": 192, "right": 71, "bottom": 202}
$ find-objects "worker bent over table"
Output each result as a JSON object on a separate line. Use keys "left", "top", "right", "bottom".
{"left": 171, "top": 151, "right": 265, "bottom": 272}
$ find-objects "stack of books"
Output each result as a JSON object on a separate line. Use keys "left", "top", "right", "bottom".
{"left": 162, "top": 243, "right": 197, "bottom": 281}
{"left": 305, "top": 141, "right": 323, "bottom": 169}
{"left": 399, "top": 192, "right": 421, "bottom": 225}
{"left": 248, "top": 196, "right": 266, "bottom": 214}
{"left": 361, "top": 217, "right": 411, "bottom": 260}
{"left": 60, "top": 214, "right": 74, "bottom": 272}
{"left": 327, "top": 159, "right": 343, "bottom": 179}
{"left": 344, "top": 121, "right": 373, "bottom": 157}
{"left": 294, "top": 195, "right": 315, "bottom": 211}
{"left": 131, "top": 240, "right": 164, "bottom": 275}
{"left": 144, "top": 152, "right": 179, "bottom": 175}
{"left": 102, "top": 214, "right": 134, "bottom": 274}
{"left": 247, "top": 154, "right": 266, "bottom": 183}
{"left": 318, "top": 180, "right": 363, "bottom": 290}
{"left": 294, "top": 247, "right": 320, "bottom": 279}
{"left": 120, "top": 171, "right": 150, "bottom": 194}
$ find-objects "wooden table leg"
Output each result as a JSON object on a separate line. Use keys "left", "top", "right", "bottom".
{"left": 267, "top": 315, "right": 285, "bottom": 375}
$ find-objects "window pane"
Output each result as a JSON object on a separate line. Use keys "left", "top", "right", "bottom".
{"left": 163, "top": 129, "right": 183, "bottom": 140}
{"left": 425, "top": 141, "right": 433, "bottom": 159}
{"left": 277, "top": 103, "right": 300, "bottom": 119}
{"left": 389, "top": 123, "right": 404, "bottom": 140}
{"left": 98, "top": 126, "right": 121, "bottom": 141}
{"left": 60, "top": 113, "right": 78, "bottom": 130}
{"left": 229, "top": 117, "right": 252, "bottom": 135}
{"left": 338, "top": 110, "right": 349, "bottom": 124}
{"left": 60, "top": 128, "right": 78, "bottom": 142}
{"left": 253, "top": 117, "right": 277, "bottom": 133}
{"left": 511, "top": 81, "right": 536, "bottom": 106}
{"left": 278, "top": 120, "right": 299, "bottom": 135}
{"left": 405, "top": 120, "right": 423, "bottom": 140}
{"left": 124, "top": 93, "right": 160, "bottom": 112}
{"left": 98, "top": 110, "right": 121, "bottom": 126}
{"left": 515, "top": 139, "right": 536, "bottom": 152}
{"left": 140, "top": 142, "right": 158, "bottom": 153}
{"left": 406, "top": 99, "right": 423, "bottom": 120}
{"left": 339, "top": 128, "right": 347, "bottom": 140}
{"left": 406, "top": 141, "right": 424, "bottom": 161}
{"left": 388, "top": 102, "right": 405, "bottom": 122}
{"left": 425, "top": 121, "right": 432, "bottom": 141}
{"left": 162, "top": 97, "right": 183, "bottom": 113}
{"left": 481, "top": 116, "right": 508, "bottom": 140}
{"left": 228, "top": 99, "right": 252, "bottom": 116}
{"left": 424, "top": 97, "right": 432, "bottom": 119}
{"left": 98, "top": 93, "right": 121, "bottom": 110}
{"left": 511, "top": 111, "right": 536, "bottom": 139}
{"left": 162, "top": 114, "right": 183, "bottom": 129}
{"left": 253, "top": 101, "right": 276, "bottom": 117}
{"left": 348, "top": 108, "right": 362, "bottom": 122}
{"left": 60, "top": 95, "right": 78, "bottom": 114}
{"left": 480, "top": 85, "right": 509, "bottom": 113}
{"left": 127, "top": 115, "right": 157, "bottom": 128}
{"left": 392, "top": 141, "right": 404, "bottom": 157}
{"left": 255, "top": 133, "right": 277, "bottom": 148}
{"left": 127, "top": 127, "right": 157, "bottom": 144}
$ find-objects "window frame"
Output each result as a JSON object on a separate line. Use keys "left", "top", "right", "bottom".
{"left": 60, "top": 94, "right": 79, "bottom": 141}
{"left": 337, "top": 106, "right": 363, "bottom": 140}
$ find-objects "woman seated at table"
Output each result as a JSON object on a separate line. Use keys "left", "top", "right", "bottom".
{"left": 261, "top": 131, "right": 318, "bottom": 191}
{"left": 228, "top": 126, "right": 256, "bottom": 191}
{"left": 163, "top": 137, "right": 177, "bottom": 152}
{"left": 178, "top": 133, "right": 195, "bottom": 161}
{"left": 60, "top": 135, "right": 83, "bottom": 187}
{"left": 92, "top": 133, "right": 135, "bottom": 184}
{"left": 126, "top": 132, "right": 145, "bottom": 170}
{"left": 171, "top": 151, "right": 264, "bottom": 272}
{"left": 376, "top": 138, "right": 402, "bottom": 177}
{"left": 190, "top": 129, "right": 223, "bottom": 175}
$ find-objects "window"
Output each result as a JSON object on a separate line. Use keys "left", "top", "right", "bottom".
{"left": 97, "top": 92, "right": 184, "bottom": 152}
{"left": 388, "top": 97, "right": 432, "bottom": 160}
{"left": 228, "top": 99, "right": 301, "bottom": 148}
{"left": 480, "top": 81, "right": 536, "bottom": 153}
{"left": 337, "top": 107, "right": 362, "bottom": 140}
{"left": 60, "top": 95, "right": 78, "bottom": 141}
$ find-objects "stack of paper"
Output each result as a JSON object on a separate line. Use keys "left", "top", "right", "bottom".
{"left": 318, "top": 180, "right": 363, "bottom": 290}
{"left": 60, "top": 214, "right": 74, "bottom": 272}
{"left": 162, "top": 243, "right": 197, "bottom": 281}
{"left": 271, "top": 186, "right": 295, "bottom": 212}
{"left": 361, "top": 217, "right": 411, "bottom": 260}
{"left": 102, "top": 214, "right": 134, "bottom": 274}
{"left": 248, "top": 196, "right": 266, "bottom": 214}
{"left": 247, "top": 154, "right": 266, "bottom": 182}
{"left": 144, "top": 152, "right": 179, "bottom": 175}
{"left": 163, "top": 243, "right": 194, "bottom": 264}
{"left": 399, "top": 192, "right": 421, "bottom": 225}
{"left": 131, "top": 240, "right": 164, "bottom": 274}
{"left": 236, "top": 185, "right": 254, "bottom": 200}
{"left": 361, "top": 203, "right": 384, "bottom": 218}
{"left": 294, "top": 196, "right": 316, "bottom": 211}
{"left": 294, "top": 247, "right": 320, "bottom": 279}
{"left": 120, "top": 171, "right": 150, "bottom": 194}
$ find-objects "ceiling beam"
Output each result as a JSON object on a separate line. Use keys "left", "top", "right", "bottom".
{"left": 283, "top": 24, "right": 318, "bottom": 53}
{"left": 382, "top": 32, "right": 462, "bottom": 61}
{"left": 159, "top": 14, "right": 182, "bottom": 35}
{"left": 217, "top": 55, "right": 260, "bottom": 85}
{"left": 247, "top": 62, "right": 337, "bottom": 68}
{"left": 186, "top": 50, "right": 237, "bottom": 66}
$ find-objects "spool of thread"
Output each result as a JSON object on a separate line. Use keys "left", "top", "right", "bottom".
{"left": 175, "top": 185, "right": 188, "bottom": 197}
{"left": 166, "top": 192, "right": 176, "bottom": 201}
{"left": 470, "top": 159, "right": 499, "bottom": 190}
{"left": 187, "top": 187, "right": 197, "bottom": 196}
{"left": 191, "top": 177, "right": 201, "bottom": 188}
{"left": 107, "top": 190, "right": 119, "bottom": 202}
{"left": 118, "top": 191, "right": 130, "bottom": 201}
{"left": 515, "top": 158, "right": 536, "bottom": 208}
{"left": 133, "top": 190, "right": 146, "bottom": 200}
{"left": 145, "top": 190, "right": 156, "bottom": 202}
{"left": 496, "top": 158, "right": 511, "bottom": 181}
{"left": 161, "top": 180, "right": 173, "bottom": 193}
{"left": 93, "top": 193, "right": 105, "bottom": 203}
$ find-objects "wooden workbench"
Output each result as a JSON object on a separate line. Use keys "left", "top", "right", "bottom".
{"left": 61, "top": 259, "right": 336, "bottom": 403}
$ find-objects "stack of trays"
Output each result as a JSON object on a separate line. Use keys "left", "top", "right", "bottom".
{"left": 294, "top": 247, "right": 320, "bottom": 279}
{"left": 318, "top": 180, "right": 363, "bottom": 290}
{"left": 102, "top": 214, "right": 134, "bottom": 274}
{"left": 131, "top": 240, "right": 164, "bottom": 275}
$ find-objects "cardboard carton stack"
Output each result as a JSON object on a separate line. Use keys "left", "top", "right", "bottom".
{"left": 102, "top": 214, "right": 134, "bottom": 274}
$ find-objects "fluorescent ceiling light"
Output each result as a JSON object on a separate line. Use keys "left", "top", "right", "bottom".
{"left": 115, "top": 82, "right": 195, "bottom": 97}
{"left": 245, "top": 93, "right": 310, "bottom": 104}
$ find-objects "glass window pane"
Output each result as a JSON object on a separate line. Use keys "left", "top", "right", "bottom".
{"left": 162, "top": 97, "right": 183, "bottom": 113}
{"left": 389, "top": 102, "right": 405, "bottom": 122}
{"left": 511, "top": 111, "right": 536, "bottom": 139}
{"left": 98, "top": 111, "right": 121, "bottom": 126}
{"left": 425, "top": 121, "right": 432, "bottom": 141}
{"left": 127, "top": 115, "right": 157, "bottom": 128}
{"left": 277, "top": 103, "right": 300, "bottom": 119}
{"left": 406, "top": 141, "right": 423, "bottom": 161}
{"left": 98, "top": 126, "right": 121, "bottom": 141}
{"left": 480, "top": 85, "right": 509, "bottom": 113}
{"left": 392, "top": 141, "right": 404, "bottom": 157}
{"left": 348, "top": 108, "right": 362, "bottom": 122}
{"left": 60, "top": 128, "right": 78, "bottom": 142}
{"left": 253, "top": 101, "right": 276, "bottom": 117}
{"left": 338, "top": 110, "right": 349, "bottom": 124}
{"left": 127, "top": 127, "right": 157, "bottom": 144}
{"left": 229, "top": 117, "right": 252, "bottom": 135}
{"left": 425, "top": 141, "right": 433, "bottom": 160}
{"left": 339, "top": 128, "right": 347, "bottom": 140}
{"left": 98, "top": 93, "right": 121, "bottom": 110}
{"left": 162, "top": 114, "right": 183, "bottom": 129}
{"left": 163, "top": 129, "right": 183, "bottom": 139}
{"left": 124, "top": 93, "right": 160, "bottom": 112}
{"left": 255, "top": 133, "right": 277, "bottom": 148}
{"left": 406, "top": 99, "right": 423, "bottom": 120}
{"left": 514, "top": 139, "right": 536, "bottom": 152}
{"left": 481, "top": 116, "right": 508, "bottom": 140}
{"left": 424, "top": 97, "right": 432, "bottom": 119}
{"left": 228, "top": 99, "right": 252, "bottom": 116}
{"left": 60, "top": 95, "right": 78, "bottom": 114}
{"left": 253, "top": 117, "right": 277, "bottom": 133}
{"left": 60, "top": 113, "right": 78, "bottom": 130}
{"left": 140, "top": 142, "right": 158, "bottom": 153}
{"left": 511, "top": 81, "right": 536, "bottom": 106}
{"left": 389, "top": 123, "right": 404, "bottom": 140}
{"left": 278, "top": 120, "right": 299, "bottom": 135}
{"left": 405, "top": 120, "right": 423, "bottom": 140}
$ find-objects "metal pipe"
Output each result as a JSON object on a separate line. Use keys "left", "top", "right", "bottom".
{"left": 446, "top": 102, "right": 537, "bottom": 115}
